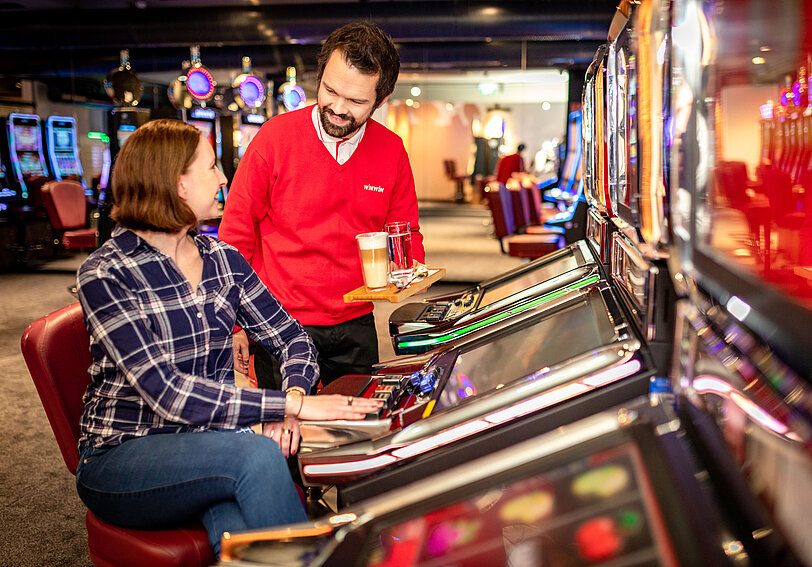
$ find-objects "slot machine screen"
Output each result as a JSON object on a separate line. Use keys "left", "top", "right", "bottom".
{"left": 434, "top": 293, "right": 611, "bottom": 411}
{"left": 13, "top": 124, "right": 40, "bottom": 153}
{"left": 53, "top": 127, "right": 71, "bottom": 151}
{"left": 14, "top": 122, "right": 48, "bottom": 178}
{"left": 478, "top": 254, "right": 582, "bottom": 308}
{"left": 238, "top": 123, "right": 261, "bottom": 159}
{"left": 361, "top": 441, "right": 670, "bottom": 567}
{"left": 188, "top": 120, "right": 215, "bottom": 150}
{"left": 51, "top": 123, "right": 81, "bottom": 176}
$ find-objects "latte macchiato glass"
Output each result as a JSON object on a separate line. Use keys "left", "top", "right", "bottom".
{"left": 356, "top": 232, "right": 389, "bottom": 291}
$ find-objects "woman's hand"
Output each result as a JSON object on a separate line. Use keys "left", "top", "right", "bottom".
{"left": 263, "top": 417, "right": 300, "bottom": 458}
{"left": 232, "top": 330, "right": 250, "bottom": 375}
{"left": 297, "top": 394, "right": 384, "bottom": 421}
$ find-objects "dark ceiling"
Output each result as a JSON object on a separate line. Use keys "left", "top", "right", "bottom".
{"left": 0, "top": 0, "right": 616, "bottom": 80}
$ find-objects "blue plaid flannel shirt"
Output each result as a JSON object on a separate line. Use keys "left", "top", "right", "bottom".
{"left": 76, "top": 227, "right": 319, "bottom": 453}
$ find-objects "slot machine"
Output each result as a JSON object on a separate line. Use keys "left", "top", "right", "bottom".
{"left": 3, "top": 113, "right": 50, "bottom": 203}
{"left": 0, "top": 112, "right": 54, "bottom": 263}
{"left": 181, "top": 46, "right": 228, "bottom": 204}
{"left": 185, "top": 107, "right": 218, "bottom": 158}
{"left": 232, "top": 57, "right": 267, "bottom": 167}
{"left": 44, "top": 116, "right": 86, "bottom": 192}
{"left": 388, "top": 240, "right": 597, "bottom": 353}
{"left": 183, "top": 46, "right": 219, "bottom": 161}
{"left": 604, "top": 0, "right": 677, "bottom": 370}
{"left": 0, "top": 146, "right": 17, "bottom": 209}
{"left": 83, "top": 131, "right": 111, "bottom": 203}
{"left": 105, "top": 50, "right": 149, "bottom": 161}
{"left": 278, "top": 66, "right": 307, "bottom": 113}
{"left": 583, "top": 45, "right": 615, "bottom": 268}
{"left": 103, "top": 50, "right": 149, "bottom": 245}
{"left": 237, "top": 113, "right": 264, "bottom": 161}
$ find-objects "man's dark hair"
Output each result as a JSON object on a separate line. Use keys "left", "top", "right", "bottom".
{"left": 317, "top": 22, "right": 400, "bottom": 108}
{"left": 518, "top": 143, "right": 526, "bottom": 152}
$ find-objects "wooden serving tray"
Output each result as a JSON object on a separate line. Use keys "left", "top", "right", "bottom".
{"left": 343, "top": 268, "right": 446, "bottom": 303}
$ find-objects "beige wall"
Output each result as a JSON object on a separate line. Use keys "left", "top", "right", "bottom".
{"left": 377, "top": 100, "right": 567, "bottom": 201}
{"left": 719, "top": 84, "right": 777, "bottom": 172}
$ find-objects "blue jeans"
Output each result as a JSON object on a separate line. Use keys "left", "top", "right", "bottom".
{"left": 76, "top": 430, "right": 307, "bottom": 556}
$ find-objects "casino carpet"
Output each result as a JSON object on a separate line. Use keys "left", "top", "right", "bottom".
{"left": 0, "top": 205, "right": 524, "bottom": 566}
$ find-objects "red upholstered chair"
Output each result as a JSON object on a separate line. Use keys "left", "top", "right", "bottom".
{"left": 443, "top": 159, "right": 469, "bottom": 203}
{"left": 40, "top": 180, "right": 97, "bottom": 250}
{"left": 484, "top": 181, "right": 562, "bottom": 258}
{"left": 20, "top": 303, "right": 215, "bottom": 567}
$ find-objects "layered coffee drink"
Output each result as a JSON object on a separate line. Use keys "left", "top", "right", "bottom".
{"left": 356, "top": 232, "right": 389, "bottom": 290}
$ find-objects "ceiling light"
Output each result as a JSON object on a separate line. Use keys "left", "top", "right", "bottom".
{"left": 752, "top": 56, "right": 765, "bottom": 65}
{"left": 541, "top": 101, "right": 551, "bottom": 111}
{"left": 405, "top": 98, "right": 414, "bottom": 107}
{"left": 410, "top": 86, "right": 422, "bottom": 97}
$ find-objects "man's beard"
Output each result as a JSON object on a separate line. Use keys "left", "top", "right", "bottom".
{"left": 319, "top": 105, "right": 366, "bottom": 138}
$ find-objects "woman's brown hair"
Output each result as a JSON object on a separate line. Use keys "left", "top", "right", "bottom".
{"left": 110, "top": 119, "right": 200, "bottom": 232}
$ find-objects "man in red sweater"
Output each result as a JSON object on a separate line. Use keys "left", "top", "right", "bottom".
{"left": 220, "top": 22, "right": 424, "bottom": 392}
{"left": 495, "top": 143, "right": 526, "bottom": 184}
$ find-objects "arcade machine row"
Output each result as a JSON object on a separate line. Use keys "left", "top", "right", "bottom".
{"left": 291, "top": 0, "right": 679, "bottom": 509}
{"left": 218, "top": 0, "right": 812, "bottom": 565}
{"left": 221, "top": 378, "right": 808, "bottom": 567}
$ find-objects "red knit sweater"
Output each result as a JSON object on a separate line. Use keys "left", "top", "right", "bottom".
{"left": 219, "top": 105, "right": 424, "bottom": 325}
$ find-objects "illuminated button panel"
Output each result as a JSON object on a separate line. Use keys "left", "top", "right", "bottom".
{"left": 419, "top": 292, "right": 477, "bottom": 322}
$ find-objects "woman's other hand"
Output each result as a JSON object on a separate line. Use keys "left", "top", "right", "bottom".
{"left": 263, "top": 418, "right": 300, "bottom": 458}
{"left": 232, "top": 330, "right": 250, "bottom": 375}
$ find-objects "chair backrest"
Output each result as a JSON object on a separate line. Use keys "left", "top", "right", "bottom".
{"left": 21, "top": 302, "right": 91, "bottom": 475}
{"left": 484, "top": 181, "right": 514, "bottom": 239}
{"left": 41, "top": 180, "right": 88, "bottom": 231}
{"left": 443, "top": 159, "right": 457, "bottom": 179}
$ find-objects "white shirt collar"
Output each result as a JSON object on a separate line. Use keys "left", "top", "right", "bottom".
{"left": 311, "top": 105, "right": 367, "bottom": 165}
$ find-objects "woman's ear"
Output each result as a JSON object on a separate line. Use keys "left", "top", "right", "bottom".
{"left": 177, "top": 178, "right": 188, "bottom": 200}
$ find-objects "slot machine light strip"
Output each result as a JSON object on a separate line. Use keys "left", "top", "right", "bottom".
{"left": 397, "top": 274, "right": 600, "bottom": 349}
{"left": 693, "top": 376, "right": 794, "bottom": 439}
{"left": 303, "top": 454, "right": 397, "bottom": 476}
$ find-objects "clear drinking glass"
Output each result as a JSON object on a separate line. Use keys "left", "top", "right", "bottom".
{"left": 385, "top": 221, "right": 413, "bottom": 284}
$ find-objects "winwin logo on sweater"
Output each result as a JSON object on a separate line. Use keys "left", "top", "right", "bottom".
{"left": 363, "top": 183, "right": 385, "bottom": 193}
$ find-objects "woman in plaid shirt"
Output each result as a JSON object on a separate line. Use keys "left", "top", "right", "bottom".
{"left": 75, "top": 119, "right": 381, "bottom": 557}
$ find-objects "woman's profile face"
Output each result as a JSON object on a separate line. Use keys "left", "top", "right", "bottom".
{"left": 178, "top": 134, "right": 227, "bottom": 222}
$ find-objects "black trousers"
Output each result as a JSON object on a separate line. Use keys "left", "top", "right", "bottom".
{"left": 254, "top": 312, "right": 379, "bottom": 392}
